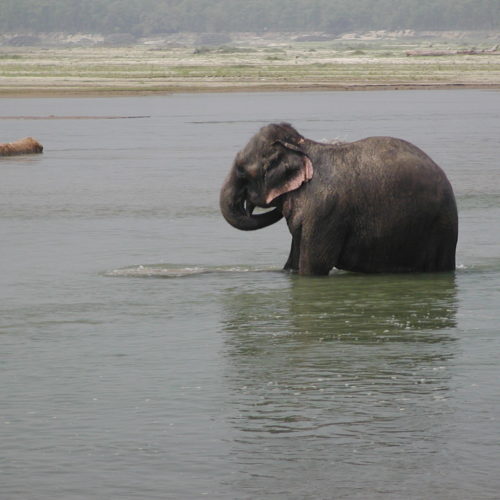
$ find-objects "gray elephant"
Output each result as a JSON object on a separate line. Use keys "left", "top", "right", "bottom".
{"left": 220, "top": 123, "right": 458, "bottom": 276}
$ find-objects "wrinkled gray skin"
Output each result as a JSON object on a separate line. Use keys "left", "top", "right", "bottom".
{"left": 220, "top": 123, "right": 458, "bottom": 276}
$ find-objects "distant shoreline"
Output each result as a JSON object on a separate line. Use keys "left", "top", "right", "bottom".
{"left": 1, "top": 38, "right": 499, "bottom": 97}
{"left": 1, "top": 83, "right": 500, "bottom": 98}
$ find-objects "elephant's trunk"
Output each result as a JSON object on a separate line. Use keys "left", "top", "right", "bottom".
{"left": 219, "top": 169, "right": 283, "bottom": 231}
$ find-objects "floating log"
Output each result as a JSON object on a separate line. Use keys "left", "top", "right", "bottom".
{"left": 0, "top": 137, "right": 43, "bottom": 156}
{"left": 407, "top": 45, "right": 500, "bottom": 57}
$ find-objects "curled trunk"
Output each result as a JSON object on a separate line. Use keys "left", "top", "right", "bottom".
{"left": 219, "top": 169, "right": 282, "bottom": 231}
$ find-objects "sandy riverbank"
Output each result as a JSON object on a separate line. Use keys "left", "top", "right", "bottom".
{"left": 1, "top": 34, "right": 499, "bottom": 96}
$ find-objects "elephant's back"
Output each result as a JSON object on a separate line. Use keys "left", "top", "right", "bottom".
{"left": 347, "top": 136, "right": 444, "bottom": 174}
{"left": 335, "top": 136, "right": 454, "bottom": 203}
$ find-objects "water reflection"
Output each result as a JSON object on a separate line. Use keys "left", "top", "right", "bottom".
{"left": 220, "top": 273, "right": 458, "bottom": 498}
{"left": 223, "top": 272, "right": 457, "bottom": 347}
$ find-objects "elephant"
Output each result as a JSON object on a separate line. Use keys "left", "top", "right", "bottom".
{"left": 220, "top": 123, "right": 458, "bottom": 276}
{"left": 0, "top": 137, "right": 43, "bottom": 156}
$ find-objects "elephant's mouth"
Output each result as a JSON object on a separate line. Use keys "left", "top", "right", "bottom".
{"left": 245, "top": 198, "right": 280, "bottom": 215}
{"left": 244, "top": 199, "right": 256, "bottom": 216}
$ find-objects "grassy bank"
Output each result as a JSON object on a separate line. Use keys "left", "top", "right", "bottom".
{"left": 1, "top": 37, "right": 499, "bottom": 96}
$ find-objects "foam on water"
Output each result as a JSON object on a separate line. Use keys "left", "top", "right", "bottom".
{"left": 104, "top": 263, "right": 279, "bottom": 278}
{"left": 104, "top": 262, "right": 500, "bottom": 279}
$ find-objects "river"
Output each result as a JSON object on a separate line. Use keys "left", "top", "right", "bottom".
{"left": 1, "top": 90, "right": 499, "bottom": 499}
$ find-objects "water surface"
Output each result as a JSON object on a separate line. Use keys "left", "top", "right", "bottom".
{"left": 1, "top": 90, "right": 499, "bottom": 499}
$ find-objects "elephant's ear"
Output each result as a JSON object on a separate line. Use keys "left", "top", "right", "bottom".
{"left": 265, "top": 142, "right": 314, "bottom": 204}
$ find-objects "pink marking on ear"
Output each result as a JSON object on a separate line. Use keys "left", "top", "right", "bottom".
{"left": 304, "top": 157, "right": 313, "bottom": 181}
{"left": 265, "top": 156, "right": 314, "bottom": 205}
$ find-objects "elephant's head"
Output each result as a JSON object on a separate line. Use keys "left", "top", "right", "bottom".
{"left": 220, "top": 123, "right": 313, "bottom": 231}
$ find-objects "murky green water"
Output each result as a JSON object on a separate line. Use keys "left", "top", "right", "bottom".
{"left": 1, "top": 91, "right": 499, "bottom": 499}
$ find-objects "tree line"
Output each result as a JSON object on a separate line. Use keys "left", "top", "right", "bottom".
{"left": 1, "top": 0, "right": 498, "bottom": 35}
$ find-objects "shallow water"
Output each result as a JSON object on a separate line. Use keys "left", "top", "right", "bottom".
{"left": 1, "top": 90, "right": 499, "bottom": 499}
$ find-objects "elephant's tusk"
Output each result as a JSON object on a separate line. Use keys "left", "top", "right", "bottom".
{"left": 245, "top": 200, "right": 256, "bottom": 217}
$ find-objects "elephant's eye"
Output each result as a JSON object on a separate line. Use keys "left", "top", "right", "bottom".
{"left": 265, "top": 152, "right": 282, "bottom": 172}
{"left": 235, "top": 166, "right": 246, "bottom": 179}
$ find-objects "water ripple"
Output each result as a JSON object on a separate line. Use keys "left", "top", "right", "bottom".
{"left": 103, "top": 263, "right": 280, "bottom": 278}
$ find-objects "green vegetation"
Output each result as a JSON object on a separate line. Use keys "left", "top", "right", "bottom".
{"left": 1, "top": 41, "right": 499, "bottom": 96}
{"left": 0, "top": 0, "right": 498, "bottom": 35}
